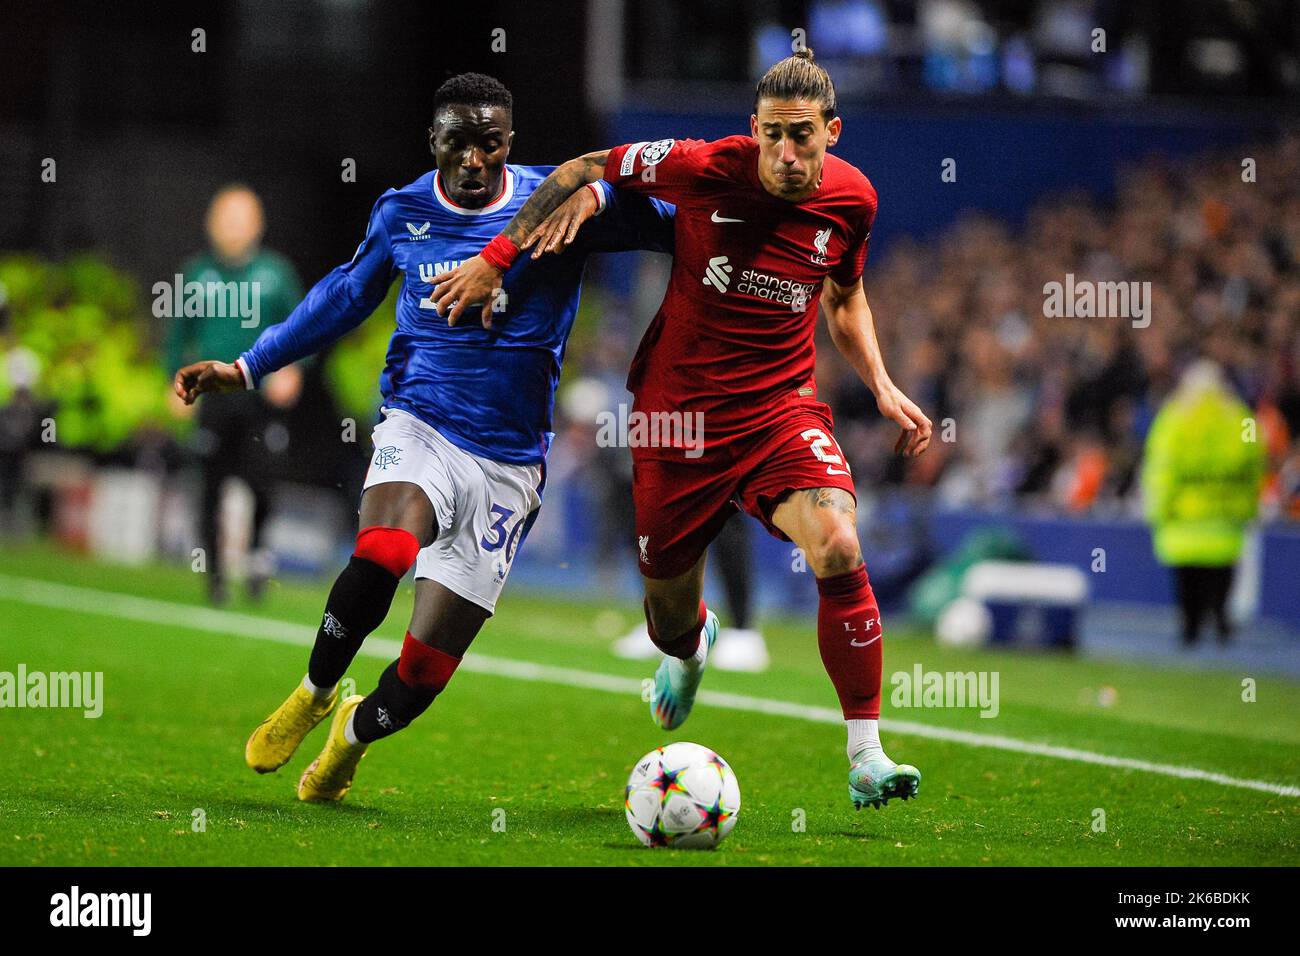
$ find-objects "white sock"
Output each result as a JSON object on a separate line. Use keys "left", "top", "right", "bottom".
{"left": 303, "top": 674, "right": 335, "bottom": 701}
{"left": 677, "top": 619, "right": 709, "bottom": 673}
{"left": 343, "top": 709, "right": 363, "bottom": 747}
{"left": 847, "top": 719, "right": 884, "bottom": 764}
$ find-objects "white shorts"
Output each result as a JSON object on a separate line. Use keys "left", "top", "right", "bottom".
{"left": 362, "top": 408, "right": 542, "bottom": 614}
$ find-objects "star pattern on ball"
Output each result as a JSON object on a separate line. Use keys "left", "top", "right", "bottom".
{"left": 697, "top": 795, "right": 733, "bottom": 838}
{"left": 651, "top": 764, "right": 688, "bottom": 804}
{"left": 636, "top": 816, "right": 671, "bottom": 847}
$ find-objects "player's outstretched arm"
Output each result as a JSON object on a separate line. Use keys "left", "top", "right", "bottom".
{"left": 180, "top": 195, "right": 397, "bottom": 402}
{"left": 177, "top": 263, "right": 391, "bottom": 406}
{"left": 822, "top": 275, "right": 932, "bottom": 458}
{"left": 428, "top": 150, "right": 610, "bottom": 327}
{"left": 505, "top": 150, "right": 611, "bottom": 249}
{"left": 174, "top": 360, "right": 247, "bottom": 405}
{"left": 521, "top": 184, "right": 602, "bottom": 259}
{"left": 523, "top": 181, "right": 675, "bottom": 260}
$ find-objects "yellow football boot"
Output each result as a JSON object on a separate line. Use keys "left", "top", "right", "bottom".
{"left": 297, "top": 695, "right": 368, "bottom": 803}
{"left": 245, "top": 681, "right": 338, "bottom": 774}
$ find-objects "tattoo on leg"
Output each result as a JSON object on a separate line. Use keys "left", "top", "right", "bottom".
{"left": 804, "top": 487, "right": 856, "bottom": 518}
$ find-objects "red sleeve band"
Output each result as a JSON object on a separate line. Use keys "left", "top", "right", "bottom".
{"left": 396, "top": 631, "right": 461, "bottom": 691}
{"left": 480, "top": 233, "right": 519, "bottom": 272}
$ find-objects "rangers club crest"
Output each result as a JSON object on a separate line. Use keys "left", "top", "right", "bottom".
{"left": 373, "top": 445, "right": 401, "bottom": 470}
{"left": 321, "top": 612, "right": 347, "bottom": 640}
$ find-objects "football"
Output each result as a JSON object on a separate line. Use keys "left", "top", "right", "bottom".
{"left": 624, "top": 742, "right": 741, "bottom": 849}
{"left": 936, "top": 596, "right": 993, "bottom": 648}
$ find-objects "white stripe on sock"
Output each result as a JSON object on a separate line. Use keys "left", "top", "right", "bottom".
{"left": 303, "top": 674, "right": 335, "bottom": 700}
{"left": 343, "top": 708, "right": 361, "bottom": 747}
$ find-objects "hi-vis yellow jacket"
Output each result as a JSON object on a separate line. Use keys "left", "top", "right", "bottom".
{"left": 1142, "top": 391, "right": 1266, "bottom": 566}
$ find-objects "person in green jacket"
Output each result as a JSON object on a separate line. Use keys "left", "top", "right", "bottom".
{"left": 1142, "top": 360, "right": 1267, "bottom": 646}
{"left": 165, "top": 184, "right": 303, "bottom": 604}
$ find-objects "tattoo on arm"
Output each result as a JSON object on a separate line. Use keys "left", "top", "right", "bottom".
{"left": 500, "top": 150, "right": 610, "bottom": 248}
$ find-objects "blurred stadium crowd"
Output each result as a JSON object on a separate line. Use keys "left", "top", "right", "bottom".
{"left": 812, "top": 131, "right": 1300, "bottom": 520}
{"left": 1, "top": 132, "right": 1297, "bottom": 557}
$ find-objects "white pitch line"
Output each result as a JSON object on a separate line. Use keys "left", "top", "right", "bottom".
{"left": 2, "top": 572, "right": 1297, "bottom": 799}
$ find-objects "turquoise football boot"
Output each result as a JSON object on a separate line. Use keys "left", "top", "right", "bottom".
{"left": 849, "top": 753, "right": 921, "bottom": 810}
{"left": 650, "top": 610, "right": 719, "bottom": 731}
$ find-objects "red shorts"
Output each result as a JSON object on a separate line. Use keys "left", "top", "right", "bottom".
{"left": 631, "top": 400, "right": 856, "bottom": 579}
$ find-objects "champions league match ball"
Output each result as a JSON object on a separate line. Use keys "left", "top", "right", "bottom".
{"left": 624, "top": 742, "right": 741, "bottom": 849}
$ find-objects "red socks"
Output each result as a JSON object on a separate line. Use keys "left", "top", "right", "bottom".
{"left": 816, "top": 565, "right": 883, "bottom": 720}
{"left": 396, "top": 631, "right": 461, "bottom": 693}
{"left": 351, "top": 632, "right": 459, "bottom": 744}
{"left": 354, "top": 525, "right": 421, "bottom": 578}
{"left": 645, "top": 598, "right": 706, "bottom": 659}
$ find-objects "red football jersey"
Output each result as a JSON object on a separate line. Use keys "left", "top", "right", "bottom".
{"left": 604, "top": 134, "right": 876, "bottom": 437}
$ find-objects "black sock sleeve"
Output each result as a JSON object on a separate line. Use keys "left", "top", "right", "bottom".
{"left": 351, "top": 661, "right": 440, "bottom": 743}
{"left": 306, "top": 556, "right": 402, "bottom": 689}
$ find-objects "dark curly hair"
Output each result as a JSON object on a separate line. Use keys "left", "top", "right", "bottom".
{"left": 432, "top": 72, "right": 513, "bottom": 126}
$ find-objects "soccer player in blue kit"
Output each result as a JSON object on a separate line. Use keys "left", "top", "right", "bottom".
{"left": 174, "top": 73, "right": 673, "bottom": 803}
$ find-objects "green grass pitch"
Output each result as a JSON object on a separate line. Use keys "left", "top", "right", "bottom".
{"left": 1, "top": 543, "right": 1297, "bottom": 866}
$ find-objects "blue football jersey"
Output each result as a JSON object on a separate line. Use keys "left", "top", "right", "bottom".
{"left": 239, "top": 166, "right": 674, "bottom": 464}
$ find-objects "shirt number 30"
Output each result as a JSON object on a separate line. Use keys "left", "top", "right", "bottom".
{"left": 481, "top": 504, "right": 525, "bottom": 558}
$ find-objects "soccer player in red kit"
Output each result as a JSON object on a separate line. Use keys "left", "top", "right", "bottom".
{"left": 430, "top": 51, "right": 933, "bottom": 811}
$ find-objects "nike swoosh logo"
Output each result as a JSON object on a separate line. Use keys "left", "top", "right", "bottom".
{"left": 711, "top": 211, "right": 744, "bottom": 223}
{"left": 849, "top": 636, "right": 880, "bottom": 647}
